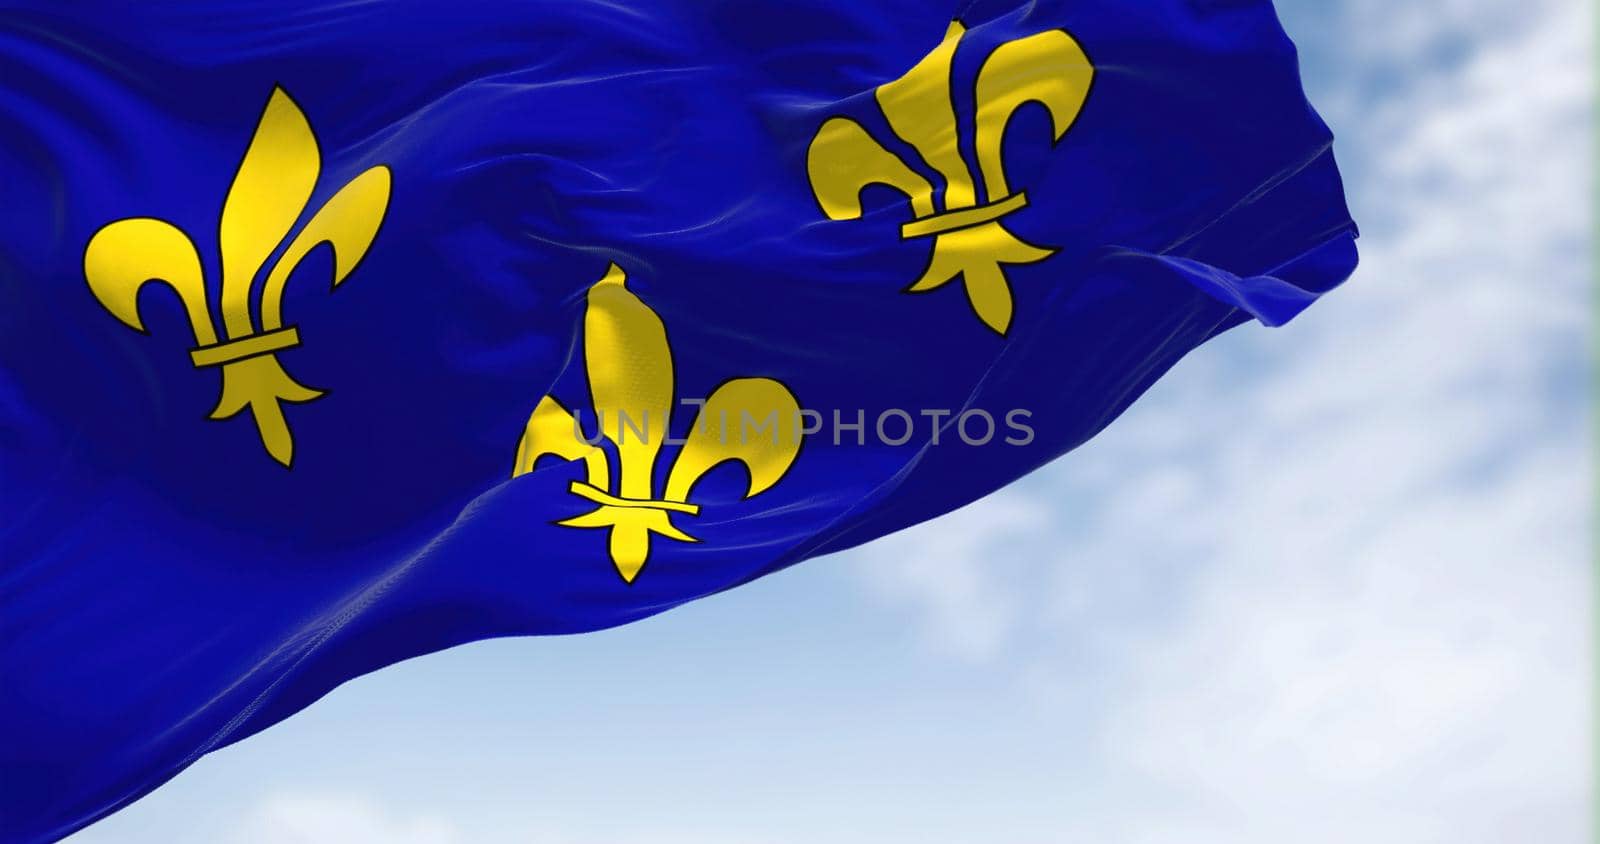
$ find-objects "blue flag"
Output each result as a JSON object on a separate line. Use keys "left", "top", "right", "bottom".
{"left": 0, "top": 1, "right": 1356, "bottom": 839}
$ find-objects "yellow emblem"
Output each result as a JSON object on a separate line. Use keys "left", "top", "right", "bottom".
{"left": 806, "top": 22, "right": 1094, "bottom": 335}
{"left": 513, "top": 265, "right": 804, "bottom": 583}
{"left": 83, "top": 86, "right": 392, "bottom": 467}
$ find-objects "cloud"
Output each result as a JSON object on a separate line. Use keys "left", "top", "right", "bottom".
{"left": 855, "top": 485, "right": 1053, "bottom": 660}
{"left": 227, "top": 794, "right": 463, "bottom": 844}
{"left": 223, "top": 792, "right": 788, "bottom": 844}
{"left": 858, "top": 0, "right": 1593, "bottom": 840}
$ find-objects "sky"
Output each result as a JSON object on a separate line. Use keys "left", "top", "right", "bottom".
{"left": 67, "top": 0, "right": 1594, "bottom": 841}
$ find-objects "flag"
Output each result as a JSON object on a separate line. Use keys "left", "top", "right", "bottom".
{"left": 0, "top": 1, "right": 1357, "bottom": 839}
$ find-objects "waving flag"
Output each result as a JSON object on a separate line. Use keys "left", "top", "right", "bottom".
{"left": 0, "top": 1, "right": 1357, "bottom": 840}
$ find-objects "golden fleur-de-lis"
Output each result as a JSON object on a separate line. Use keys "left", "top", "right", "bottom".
{"left": 83, "top": 86, "right": 391, "bottom": 467}
{"left": 513, "top": 265, "right": 804, "bottom": 583}
{"left": 806, "top": 22, "right": 1094, "bottom": 335}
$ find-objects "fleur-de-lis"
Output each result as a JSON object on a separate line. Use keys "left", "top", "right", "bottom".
{"left": 513, "top": 265, "right": 803, "bottom": 583}
{"left": 806, "top": 22, "right": 1094, "bottom": 335}
{"left": 83, "top": 86, "right": 391, "bottom": 466}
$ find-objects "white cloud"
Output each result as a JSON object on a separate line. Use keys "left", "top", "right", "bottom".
{"left": 223, "top": 792, "right": 785, "bottom": 844}
{"left": 855, "top": 485, "right": 1053, "bottom": 660}
{"left": 227, "top": 794, "right": 463, "bottom": 844}
{"left": 860, "top": 0, "right": 1593, "bottom": 840}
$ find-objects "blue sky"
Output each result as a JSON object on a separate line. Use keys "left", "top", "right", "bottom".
{"left": 68, "top": 0, "right": 1593, "bottom": 841}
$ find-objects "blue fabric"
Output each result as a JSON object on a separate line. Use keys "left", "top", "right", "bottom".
{"left": 0, "top": 1, "right": 1356, "bottom": 840}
